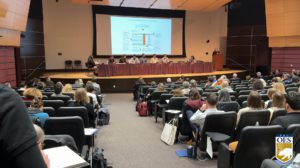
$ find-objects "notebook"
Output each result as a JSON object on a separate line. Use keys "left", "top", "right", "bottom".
{"left": 43, "top": 146, "right": 89, "bottom": 168}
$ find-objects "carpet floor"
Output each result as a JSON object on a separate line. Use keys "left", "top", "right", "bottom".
{"left": 95, "top": 93, "right": 217, "bottom": 168}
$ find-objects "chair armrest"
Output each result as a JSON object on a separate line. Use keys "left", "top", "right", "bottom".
{"left": 150, "top": 100, "right": 159, "bottom": 104}
{"left": 217, "top": 143, "right": 233, "bottom": 168}
{"left": 157, "top": 103, "right": 169, "bottom": 109}
{"left": 80, "top": 145, "right": 89, "bottom": 159}
{"left": 205, "top": 132, "right": 231, "bottom": 143}
{"left": 260, "top": 159, "right": 281, "bottom": 168}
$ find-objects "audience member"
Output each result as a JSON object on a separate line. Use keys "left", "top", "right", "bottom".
{"left": 91, "top": 78, "right": 101, "bottom": 95}
{"left": 28, "top": 97, "right": 49, "bottom": 127}
{"left": 161, "top": 55, "right": 169, "bottom": 63}
{"left": 155, "top": 83, "right": 166, "bottom": 92}
{"left": 181, "top": 89, "right": 203, "bottom": 139}
{"left": 181, "top": 81, "right": 191, "bottom": 95}
{"left": 217, "top": 90, "right": 240, "bottom": 112}
{"left": 219, "top": 80, "right": 233, "bottom": 93}
{"left": 149, "top": 54, "right": 159, "bottom": 63}
{"left": 171, "top": 88, "right": 184, "bottom": 97}
{"left": 0, "top": 85, "right": 48, "bottom": 167}
{"left": 265, "top": 88, "right": 276, "bottom": 108}
{"left": 216, "top": 75, "right": 228, "bottom": 86}
{"left": 237, "top": 91, "right": 263, "bottom": 123}
{"left": 268, "top": 92, "right": 286, "bottom": 122}
{"left": 252, "top": 79, "right": 264, "bottom": 92}
{"left": 282, "top": 73, "right": 292, "bottom": 84}
{"left": 176, "top": 75, "right": 185, "bottom": 83}
{"left": 231, "top": 73, "right": 240, "bottom": 81}
{"left": 273, "top": 82, "right": 286, "bottom": 94}
{"left": 73, "top": 79, "right": 84, "bottom": 88}
{"left": 68, "top": 88, "right": 96, "bottom": 127}
{"left": 62, "top": 83, "right": 74, "bottom": 93}
{"left": 271, "top": 77, "right": 281, "bottom": 86}
{"left": 36, "top": 82, "right": 45, "bottom": 90}
{"left": 217, "top": 90, "right": 232, "bottom": 102}
{"left": 33, "top": 124, "right": 50, "bottom": 167}
{"left": 204, "top": 76, "right": 215, "bottom": 89}
{"left": 45, "top": 77, "right": 54, "bottom": 88}
{"left": 23, "top": 88, "right": 43, "bottom": 100}
{"left": 190, "top": 93, "right": 224, "bottom": 130}
{"left": 271, "top": 92, "right": 300, "bottom": 128}
{"left": 51, "top": 82, "right": 65, "bottom": 96}
{"left": 86, "top": 82, "right": 99, "bottom": 107}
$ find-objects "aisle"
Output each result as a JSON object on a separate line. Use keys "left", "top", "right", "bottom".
{"left": 95, "top": 93, "right": 217, "bottom": 168}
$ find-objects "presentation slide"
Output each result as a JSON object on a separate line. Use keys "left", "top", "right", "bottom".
{"left": 96, "top": 14, "right": 183, "bottom": 56}
{"left": 111, "top": 16, "right": 172, "bottom": 55}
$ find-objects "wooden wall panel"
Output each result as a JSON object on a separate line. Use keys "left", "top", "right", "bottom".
{"left": 0, "top": 46, "right": 16, "bottom": 87}
{"left": 0, "top": 28, "right": 20, "bottom": 46}
{"left": 265, "top": 0, "right": 300, "bottom": 47}
{"left": 271, "top": 47, "right": 300, "bottom": 72}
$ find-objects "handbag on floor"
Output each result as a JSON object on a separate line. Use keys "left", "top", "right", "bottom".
{"left": 137, "top": 101, "right": 148, "bottom": 116}
{"left": 161, "top": 118, "right": 178, "bottom": 145}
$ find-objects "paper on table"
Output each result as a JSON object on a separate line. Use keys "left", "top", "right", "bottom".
{"left": 84, "top": 128, "right": 98, "bottom": 136}
{"left": 165, "top": 100, "right": 170, "bottom": 104}
{"left": 165, "top": 109, "right": 181, "bottom": 114}
{"left": 206, "top": 137, "right": 213, "bottom": 159}
{"left": 43, "top": 146, "right": 89, "bottom": 168}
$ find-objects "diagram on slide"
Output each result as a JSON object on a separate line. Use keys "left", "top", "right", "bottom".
{"left": 111, "top": 16, "right": 172, "bottom": 55}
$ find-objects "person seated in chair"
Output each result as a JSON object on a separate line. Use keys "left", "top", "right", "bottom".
{"left": 128, "top": 55, "right": 140, "bottom": 64}
{"left": 119, "top": 55, "right": 128, "bottom": 63}
{"left": 271, "top": 92, "right": 300, "bottom": 128}
{"left": 108, "top": 55, "right": 115, "bottom": 64}
{"left": 23, "top": 87, "right": 43, "bottom": 101}
{"left": 87, "top": 55, "right": 96, "bottom": 68}
{"left": 149, "top": 54, "right": 159, "bottom": 64}
{"left": 181, "top": 89, "right": 204, "bottom": 140}
{"left": 190, "top": 93, "right": 224, "bottom": 131}
{"left": 51, "top": 82, "right": 68, "bottom": 97}
{"left": 68, "top": 88, "right": 96, "bottom": 127}
{"left": 268, "top": 92, "right": 286, "bottom": 122}
{"left": 86, "top": 81, "right": 99, "bottom": 108}
{"left": 161, "top": 55, "right": 169, "bottom": 63}
{"left": 27, "top": 97, "right": 49, "bottom": 127}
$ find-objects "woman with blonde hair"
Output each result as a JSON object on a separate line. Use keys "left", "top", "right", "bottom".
{"left": 62, "top": 84, "right": 73, "bottom": 93}
{"left": 23, "top": 88, "right": 43, "bottom": 100}
{"left": 273, "top": 82, "right": 286, "bottom": 94}
{"left": 268, "top": 92, "right": 286, "bottom": 122}
{"left": 68, "top": 88, "right": 96, "bottom": 127}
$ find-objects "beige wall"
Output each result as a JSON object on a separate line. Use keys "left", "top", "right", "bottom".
{"left": 43, "top": 0, "right": 227, "bottom": 69}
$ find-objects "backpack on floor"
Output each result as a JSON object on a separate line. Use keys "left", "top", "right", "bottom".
{"left": 138, "top": 101, "right": 148, "bottom": 116}
{"left": 92, "top": 148, "right": 112, "bottom": 168}
{"left": 97, "top": 107, "right": 110, "bottom": 126}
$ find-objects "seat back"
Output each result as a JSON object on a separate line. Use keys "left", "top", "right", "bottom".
{"left": 200, "top": 112, "right": 237, "bottom": 151}
{"left": 56, "top": 107, "right": 89, "bottom": 127}
{"left": 286, "top": 124, "right": 300, "bottom": 134}
{"left": 149, "top": 91, "right": 167, "bottom": 101}
{"left": 238, "top": 90, "right": 251, "bottom": 95}
{"left": 44, "top": 116, "right": 85, "bottom": 153}
{"left": 217, "top": 102, "right": 240, "bottom": 112}
{"left": 260, "top": 94, "right": 269, "bottom": 101}
{"left": 270, "top": 109, "right": 286, "bottom": 122}
{"left": 237, "top": 95, "right": 248, "bottom": 106}
{"left": 159, "top": 93, "right": 173, "bottom": 104}
{"left": 62, "top": 93, "right": 74, "bottom": 99}
{"left": 42, "top": 92, "right": 54, "bottom": 98}
{"left": 235, "top": 110, "right": 270, "bottom": 140}
{"left": 233, "top": 126, "right": 284, "bottom": 168}
{"left": 49, "top": 95, "right": 71, "bottom": 105}
{"left": 286, "top": 87, "right": 298, "bottom": 93}
{"left": 43, "top": 107, "right": 56, "bottom": 117}
{"left": 43, "top": 100, "right": 64, "bottom": 110}
{"left": 168, "top": 97, "right": 188, "bottom": 110}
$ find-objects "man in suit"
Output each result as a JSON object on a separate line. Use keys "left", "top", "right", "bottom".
{"left": 271, "top": 92, "right": 300, "bottom": 128}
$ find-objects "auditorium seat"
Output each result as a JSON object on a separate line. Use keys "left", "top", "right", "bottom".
{"left": 286, "top": 87, "right": 298, "bottom": 93}
{"left": 62, "top": 92, "right": 74, "bottom": 99}
{"left": 43, "top": 107, "right": 56, "bottom": 117}
{"left": 235, "top": 87, "right": 249, "bottom": 93}
{"left": 163, "top": 97, "right": 188, "bottom": 123}
{"left": 49, "top": 95, "right": 71, "bottom": 105}
{"left": 269, "top": 109, "right": 286, "bottom": 123}
{"left": 154, "top": 93, "right": 173, "bottom": 122}
{"left": 197, "top": 112, "right": 237, "bottom": 157}
{"left": 217, "top": 102, "right": 240, "bottom": 112}
{"left": 147, "top": 91, "right": 168, "bottom": 116}
{"left": 43, "top": 100, "right": 64, "bottom": 110}
{"left": 56, "top": 107, "right": 90, "bottom": 128}
{"left": 237, "top": 95, "right": 248, "bottom": 106}
{"left": 286, "top": 124, "right": 300, "bottom": 134}
{"left": 234, "top": 110, "right": 270, "bottom": 140}
{"left": 218, "top": 125, "right": 284, "bottom": 168}
{"left": 42, "top": 92, "right": 54, "bottom": 98}
{"left": 44, "top": 116, "right": 85, "bottom": 153}
{"left": 238, "top": 90, "right": 251, "bottom": 96}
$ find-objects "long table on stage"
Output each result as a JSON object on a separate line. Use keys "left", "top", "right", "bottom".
{"left": 96, "top": 62, "right": 213, "bottom": 77}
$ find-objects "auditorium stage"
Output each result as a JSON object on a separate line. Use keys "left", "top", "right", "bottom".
{"left": 42, "top": 70, "right": 247, "bottom": 92}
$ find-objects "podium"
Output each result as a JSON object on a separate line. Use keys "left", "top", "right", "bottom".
{"left": 213, "top": 53, "right": 223, "bottom": 71}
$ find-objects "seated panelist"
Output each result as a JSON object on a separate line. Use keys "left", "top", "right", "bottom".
{"left": 161, "top": 55, "right": 170, "bottom": 63}
{"left": 119, "top": 55, "right": 128, "bottom": 63}
{"left": 149, "top": 54, "right": 159, "bottom": 64}
{"left": 139, "top": 54, "right": 147, "bottom": 64}
{"left": 128, "top": 56, "right": 140, "bottom": 64}
{"left": 87, "top": 55, "right": 96, "bottom": 67}
{"left": 108, "top": 56, "right": 115, "bottom": 64}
